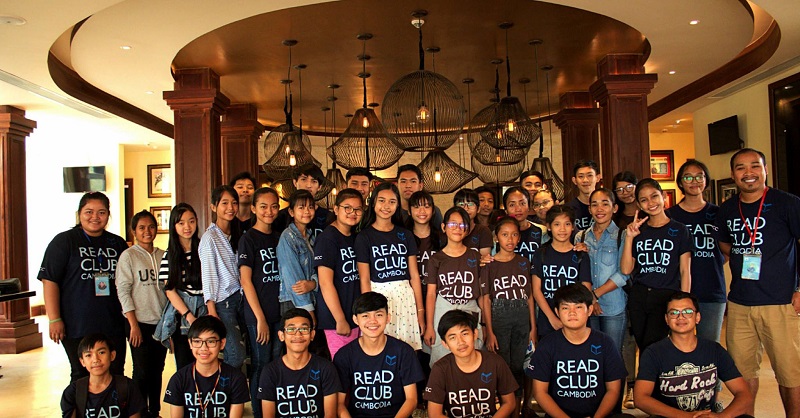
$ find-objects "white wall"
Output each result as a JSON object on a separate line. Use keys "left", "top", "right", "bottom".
{"left": 25, "top": 113, "right": 126, "bottom": 306}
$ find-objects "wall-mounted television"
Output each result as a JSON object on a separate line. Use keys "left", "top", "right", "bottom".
{"left": 63, "top": 166, "right": 106, "bottom": 193}
{"left": 708, "top": 115, "right": 743, "bottom": 155}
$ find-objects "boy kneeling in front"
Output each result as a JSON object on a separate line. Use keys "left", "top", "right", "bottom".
{"left": 526, "top": 283, "right": 631, "bottom": 418}
{"left": 424, "top": 309, "right": 518, "bottom": 418}
{"left": 634, "top": 291, "right": 754, "bottom": 418}
{"left": 333, "top": 291, "right": 424, "bottom": 418}
{"left": 61, "top": 334, "right": 146, "bottom": 418}
{"left": 258, "top": 308, "right": 342, "bottom": 418}
{"left": 163, "top": 315, "right": 250, "bottom": 417}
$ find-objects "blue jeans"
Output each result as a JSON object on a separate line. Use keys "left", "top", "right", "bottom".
{"left": 216, "top": 292, "right": 246, "bottom": 369}
{"left": 247, "top": 321, "right": 282, "bottom": 418}
{"left": 491, "top": 299, "right": 530, "bottom": 391}
{"left": 589, "top": 312, "right": 626, "bottom": 355}
{"left": 697, "top": 302, "right": 725, "bottom": 343}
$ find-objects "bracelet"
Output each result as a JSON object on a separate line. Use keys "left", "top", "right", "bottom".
{"left": 592, "top": 290, "right": 600, "bottom": 300}
{"left": 181, "top": 310, "right": 190, "bottom": 318}
{"left": 49, "top": 318, "right": 62, "bottom": 324}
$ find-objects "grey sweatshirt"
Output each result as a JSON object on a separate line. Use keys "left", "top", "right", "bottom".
{"left": 116, "top": 244, "right": 167, "bottom": 325}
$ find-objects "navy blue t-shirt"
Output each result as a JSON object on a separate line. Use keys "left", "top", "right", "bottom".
{"left": 516, "top": 222, "right": 546, "bottom": 265}
{"left": 333, "top": 336, "right": 424, "bottom": 418}
{"left": 258, "top": 354, "right": 342, "bottom": 418}
{"left": 62, "top": 376, "right": 146, "bottom": 418}
{"left": 355, "top": 225, "right": 418, "bottom": 284}
{"left": 314, "top": 225, "right": 360, "bottom": 329}
{"left": 531, "top": 244, "right": 592, "bottom": 336}
{"left": 465, "top": 224, "right": 493, "bottom": 253}
{"left": 666, "top": 203, "right": 726, "bottom": 303}
{"left": 568, "top": 197, "right": 592, "bottom": 231}
{"left": 527, "top": 329, "right": 627, "bottom": 417}
{"left": 237, "top": 228, "right": 281, "bottom": 325}
{"left": 716, "top": 188, "right": 800, "bottom": 306}
{"left": 164, "top": 362, "right": 250, "bottom": 417}
{"left": 638, "top": 337, "right": 741, "bottom": 413}
{"left": 38, "top": 227, "right": 128, "bottom": 338}
{"left": 630, "top": 219, "right": 692, "bottom": 290}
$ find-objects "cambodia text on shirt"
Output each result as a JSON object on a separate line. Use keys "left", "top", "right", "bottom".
{"left": 630, "top": 219, "right": 692, "bottom": 290}
{"left": 428, "top": 248, "right": 486, "bottom": 304}
{"left": 237, "top": 228, "right": 282, "bottom": 325}
{"left": 355, "top": 225, "right": 418, "bottom": 283}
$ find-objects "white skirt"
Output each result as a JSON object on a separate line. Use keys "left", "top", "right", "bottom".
{"left": 371, "top": 280, "right": 422, "bottom": 350}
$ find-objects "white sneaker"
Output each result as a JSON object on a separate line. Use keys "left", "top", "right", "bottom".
{"left": 623, "top": 386, "right": 635, "bottom": 409}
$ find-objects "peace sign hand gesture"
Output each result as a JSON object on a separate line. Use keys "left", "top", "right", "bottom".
{"left": 626, "top": 210, "right": 648, "bottom": 239}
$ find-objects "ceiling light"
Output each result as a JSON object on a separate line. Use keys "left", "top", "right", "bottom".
{"left": 675, "top": 119, "right": 681, "bottom": 124}
{"left": 0, "top": 15, "right": 26, "bottom": 26}
{"left": 784, "top": 85, "right": 793, "bottom": 90}
{"left": 668, "top": 70, "right": 676, "bottom": 75}
{"left": 689, "top": 20, "right": 699, "bottom": 25}
{"left": 145, "top": 91, "right": 154, "bottom": 95}
{"left": 120, "top": 45, "right": 132, "bottom": 50}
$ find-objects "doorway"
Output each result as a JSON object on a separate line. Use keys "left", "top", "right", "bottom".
{"left": 769, "top": 72, "right": 800, "bottom": 197}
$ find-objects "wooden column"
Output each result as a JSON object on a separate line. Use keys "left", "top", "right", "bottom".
{"left": 221, "top": 103, "right": 264, "bottom": 182}
{"left": 0, "top": 106, "right": 42, "bottom": 354}
{"left": 553, "top": 91, "right": 601, "bottom": 177}
{"left": 163, "top": 68, "right": 230, "bottom": 229}
{"left": 589, "top": 54, "right": 657, "bottom": 181}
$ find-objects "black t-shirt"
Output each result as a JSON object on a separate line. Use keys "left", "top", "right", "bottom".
{"left": 516, "top": 223, "right": 546, "bottom": 265}
{"left": 638, "top": 337, "right": 741, "bottom": 412}
{"left": 164, "top": 362, "right": 250, "bottom": 417}
{"left": 481, "top": 254, "right": 531, "bottom": 300}
{"left": 568, "top": 197, "right": 592, "bottom": 231}
{"left": 464, "top": 224, "right": 493, "bottom": 253}
{"left": 527, "top": 329, "right": 628, "bottom": 417}
{"left": 333, "top": 336, "right": 424, "bottom": 418}
{"left": 531, "top": 244, "right": 592, "bottom": 336}
{"left": 428, "top": 248, "right": 486, "bottom": 305}
{"left": 355, "top": 225, "right": 418, "bottom": 284}
{"left": 38, "top": 227, "right": 128, "bottom": 338}
{"left": 314, "top": 225, "right": 360, "bottom": 329}
{"left": 274, "top": 206, "right": 332, "bottom": 246}
{"left": 61, "top": 376, "right": 146, "bottom": 418}
{"left": 416, "top": 234, "right": 437, "bottom": 287}
{"left": 424, "top": 351, "right": 518, "bottom": 417}
{"left": 237, "top": 228, "right": 282, "bottom": 325}
{"left": 716, "top": 188, "right": 800, "bottom": 305}
{"left": 666, "top": 204, "right": 726, "bottom": 303}
{"left": 630, "top": 219, "right": 692, "bottom": 290}
{"left": 258, "top": 354, "right": 342, "bottom": 418}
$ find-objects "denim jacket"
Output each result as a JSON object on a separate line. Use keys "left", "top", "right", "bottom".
{"left": 577, "top": 221, "right": 628, "bottom": 317}
{"left": 276, "top": 223, "right": 317, "bottom": 311}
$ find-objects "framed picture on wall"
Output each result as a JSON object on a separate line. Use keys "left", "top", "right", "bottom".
{"left": 703, "top": 179, "right": 717, "bottom": 204}
{"left": 663, "top": 188, "right": 677, "bottom": 208}
{"left": 147, "top": 164, "right": 171, "bottom": 198}
{"left": 650, "top": 150, "right": 675, "bottom": 181}
{"left": 717, "top": 178, "right": 738, "bottom": 203}
{"left": 150, "top": 206, "right": 171, "bottom": 233}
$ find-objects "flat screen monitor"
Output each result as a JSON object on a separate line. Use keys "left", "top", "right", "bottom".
{"left": 63, "top": 166, "right": 106, "bottom": 192}
{"left": 708, "top": 115, "right": 743, "bottom": 155}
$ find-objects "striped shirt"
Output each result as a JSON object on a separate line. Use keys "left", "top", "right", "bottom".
{"left": 199, "top": 223, "right": 241, "bottom": 303}
{"left": 159, "top": 251, "right": 203, "bottom": 296}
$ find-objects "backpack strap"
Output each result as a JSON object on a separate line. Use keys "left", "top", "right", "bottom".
{"left": 75, "top": 376, "right": 89, "bottom": 418}
{"left": 114, "top": 375, "right": 129, "bottom": 410}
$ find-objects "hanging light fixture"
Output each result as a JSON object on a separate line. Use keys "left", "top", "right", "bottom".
{"left": 529, "top": 39, "right": 566, "bottom": 201}
{"left": 382, "top": 10, "right": 465, "bottom": 152}
{"left": 471, "top": 155, "right": 528, "bottom": 184}
{"left": 322, "top": 88, "right": 346, "bottom": 208}
{"left": 480, "top": 23, "right": 541, "bottom": 150}
{"left": 329, "top": 33, "right": 403, "bottom": 170}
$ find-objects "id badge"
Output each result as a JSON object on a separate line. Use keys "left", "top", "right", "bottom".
{"left": 741, "top": 254, "right": 762, "bottom": 281}
{"left": 94, "top": 273, "right": 110, "bottom": 296}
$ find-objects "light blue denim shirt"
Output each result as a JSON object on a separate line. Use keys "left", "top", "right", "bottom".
{"left": 277, "top": 223, "right": 317, "bottom": 311}
{"left": 577, "top": 221, "right": 628, "bottom": 317}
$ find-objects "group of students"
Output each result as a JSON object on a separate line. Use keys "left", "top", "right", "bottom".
{"left": 41, "top": 148, "right": 795, "bottom": 417}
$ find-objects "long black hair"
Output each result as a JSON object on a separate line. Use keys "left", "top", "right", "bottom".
{"left": 164, "top": 203, "right": 201, "bottom": 291}
{"left": 361, "top": 181, "right": 404, "bottom": 231}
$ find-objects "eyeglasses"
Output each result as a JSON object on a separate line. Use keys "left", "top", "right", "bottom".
{"left": 456, "top": 201, "right": 477, "bottom": 208}
{"left": 445, "top": 222, "right": 468, "bottom": 231}
{"left": 338, "top": 205, "right": 363, "bottom": 215}
{"left": 190, "top": 338, "right": 220, "bottom": 348}
{"left": 666, "top": 308, "right": 696, "bottom": 318}
{"left": 614, "top": 184, "right": 635, "bottom": 193}
{"left": 532, "top": 199, "right": 553, "bottom": 209}
{"left": 681, "top": 174, "right": 706, "bottom": 183}
{"left": 283, "top": 327, "right": 312, "bottom": 335}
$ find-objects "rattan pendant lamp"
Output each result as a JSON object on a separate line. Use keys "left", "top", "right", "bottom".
{"left": 480, "top": 23, "right": 541, "bottom": 150}
{"left": 322, "top": 88, "right": 346, "bottom": 206}
{"left": 382, "top": 10, "right": 465, "bottom": 152}
{"left": 328, "top": 33, "right": 403, "bottom": 170}
{"left": 528, "top": 39, "right": 566, "bottom": 201}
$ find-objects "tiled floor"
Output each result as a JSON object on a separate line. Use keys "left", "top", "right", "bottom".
{"left": 0, "top": 317, "right": 785, "bottom": 417}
